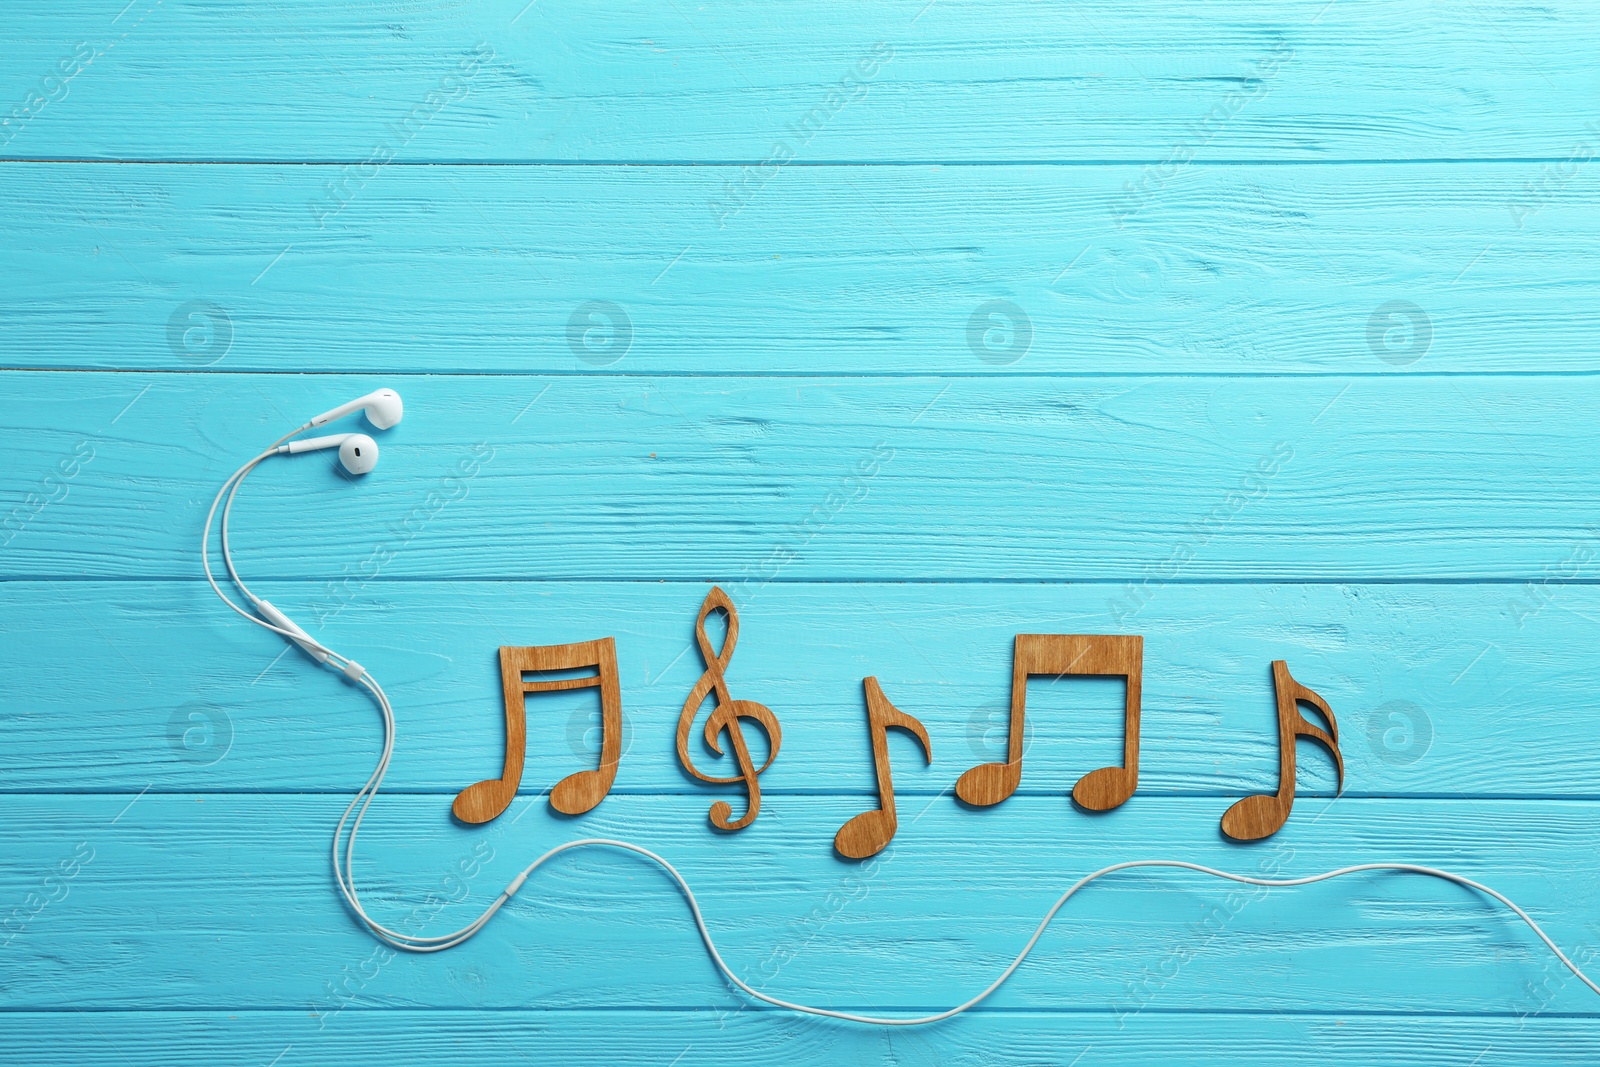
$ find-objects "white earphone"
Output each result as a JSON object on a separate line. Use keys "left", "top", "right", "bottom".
{"left": 204, "top": 391, "right": 1600, "bottom": 1026}
{"left": 265, "top": 389, "right": 402, "bottom": 476}
{"left": 279, "top": 433, "right": 381, "bottom": 475}
{"left": 310, "top": 387, "right": 404, "bottom": 430}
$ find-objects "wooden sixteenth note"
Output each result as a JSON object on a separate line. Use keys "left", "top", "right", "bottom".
{"left": 1220, "top": 660, "right": 1343, "bottom": 841}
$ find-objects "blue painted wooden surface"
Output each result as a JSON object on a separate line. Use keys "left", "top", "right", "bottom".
{"left": 3, "top": 2, "right": 1599, "bottom": 1064}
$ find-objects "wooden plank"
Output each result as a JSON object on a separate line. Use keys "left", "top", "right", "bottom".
{"left": 2, "top": 2, "right": 1597, "bottom": 162}
{"left": 1, "top": 371, "right": 1596, "bottom": 581}
{"left": 5, "top": 1010, "right": 1600, "bottom": 1067}
{"left": 6, "top": 0, "right": 1598, "bottom": 1055}
{"left": 1, "top": 163, "right": 1597, "bottom": 374}
{"left": 2, "top": 793, "right": 1598, "bottom": 1014}
{"left": 6, "top": 580, "right": 1586, "bottom": 799}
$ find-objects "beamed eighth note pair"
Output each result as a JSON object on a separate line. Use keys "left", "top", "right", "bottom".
{"left": 453, "top": 586, "right": 1345, "bottom": 858}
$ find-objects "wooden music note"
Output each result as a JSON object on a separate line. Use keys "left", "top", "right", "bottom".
{"left": 955, "top": 634, "right": 1142, "bottom": 811}
{"left": 1220, "top": 660, "right": 1344, "bottom": 841}
{"left": 452, "top": 638, "right": 624, "bottom": 824}
{"left": 677, "top": 586, "right": 782, "bottom": 832}
{"left": 834, "top": 677, "right": 932, "bottom": 860}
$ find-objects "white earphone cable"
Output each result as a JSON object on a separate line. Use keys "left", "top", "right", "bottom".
{"left": 206, "top": 424, "right": 1600, "bottom": 1025}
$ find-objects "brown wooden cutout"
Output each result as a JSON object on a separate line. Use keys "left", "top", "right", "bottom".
{"left": 955, "top": 634, "right": 1142, "bottom": 811}
{"left": 452, "top": 638, "right": 623, "bottom": 823}
{"left": 834, "top": 677, "right": 932, "bottom": 860}
{"left": 677, "top": 586, "right": 782, "bottom": 831}
{"left": 1220, "top": 660, "right": 1344, "bottom": 841}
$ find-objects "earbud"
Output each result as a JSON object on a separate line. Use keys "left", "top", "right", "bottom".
{"left": 308, "top": 388, "right": 404, "bottom": 431}
{"left": 279, "top": 432, "right": 380, "bottom": 475}
{"left": 339, "top": 434, "right": 379, "bottom": 475}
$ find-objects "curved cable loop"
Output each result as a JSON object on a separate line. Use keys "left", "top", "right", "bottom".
{"left": 207, "top": 426, "right": 1600, "bottom": 1024}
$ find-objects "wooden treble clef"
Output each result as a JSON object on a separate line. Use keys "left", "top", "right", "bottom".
{"left": 676, "top": 585, "right": 782, "bottom": 831}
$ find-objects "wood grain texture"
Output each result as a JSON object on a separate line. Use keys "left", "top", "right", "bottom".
{"left": 6, "top": 0, "right": 1600, "bottom": 1058}
{"left": 1221, "top": 660, "right": 1344, "bottom": 840}
{"left": 3, "top": 371, "right": 1600, "bottom": 581}
{"left": 0, "top": 163, "right": 1596, "bottom": 373}
{"left": 2, "top": 1, "right": 1598, "bottom": 162}
{"left": 1, "top": 579, "right": 1591, "bottom": 798}
{"left": 7, "top": 1011, "right": 1600, "bottom": 1067}
{"left": 452, "top": 638, "right": 623, "bottom": 823}
{"left": 833, "top": 676, "right": 931, "bottom": 859}
{"left": 956, "top": 634, "right": 1143, "bottom": 810}
{"left": 676, "top": 585, "right": 782, "bottom": 831}
{"left": 3, "top": 793, "right": 1598, "bottom": 1015}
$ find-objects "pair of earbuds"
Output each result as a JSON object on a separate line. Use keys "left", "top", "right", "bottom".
{"left": 280, "top": 387, "right": 404, "bottom": 475}
{"left": 203, "top": 388, "right": 406, "bottom": 677}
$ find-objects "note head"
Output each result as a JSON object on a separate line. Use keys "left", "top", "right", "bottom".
{"left": 834, "top": 810, "right": 893, "bottom": 860}
{"left": 452, "top": 779, "right": 513, "bottom": 825}
{"left": 550, "top": 768, "right": 610, "bottom": 817}
{"left": 1071, "top": 766, "right": 1136, "bottom": 812}
{"left": 955, "top": 761, "right": 1019, "bottom": 807}
{"left": 1220, "top": 793, "right": 1287, "bottom": 842}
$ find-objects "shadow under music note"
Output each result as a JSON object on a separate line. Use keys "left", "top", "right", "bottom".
{"left": 1220, "top": 660, "right": 1343, "bottom": 841}
{"left": 834, "top": 677, "right": 932, "bottom": 860}
{"left": 955, "top": 634, "right": 1142, "bottom": 811}
{"left": 677, "top": 586, "right": 782, "bottom": 832}
{"left": 452, "top": 638, "right": 624, "bottom": 824}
